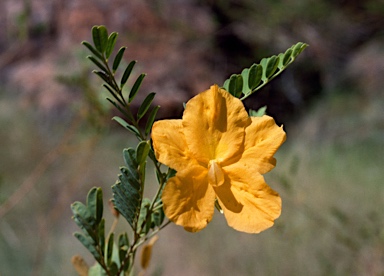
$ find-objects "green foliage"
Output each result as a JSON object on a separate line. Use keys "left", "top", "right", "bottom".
{"left": 112, "top": 47, "right": 126, "bottom": 73}
{"left": 112, "top": 165, "right": 141, "bottom": 229}
{"left": 137, "top": 92, "right": 156, "bottom": 120}
{"left": 71, "top": 188, "right": 110, "bottom": 270}
{"left": 249, "top": 106, "right": 267, "bottom": 117}
{"left": 81, "top": 25, "right": 157, "bottom": 141}
{"left": 128, "top": 74, "right": 146, "bottom": 103}
{"left": 145, "top": 105, "right": 160, "bottom": 136}
{"left": 106, "top": 32, "right": 118, "bottom": 59}
{"left": 92, "top": 26, "right": 108, "bottom": 53}
{"left": 74, "top": 25, "right": 173, "bottom": 275}
{"left": 74, "top": 25, "right": 306, "bottom": 275}
{"left": 112, "top": 116, "right": 141, "bottom": 138}
{"left": 121, "top": 61, "right": 136, "bottom": 88}
{"left": 223, "top": 42, "right": 308, "bottom": 100}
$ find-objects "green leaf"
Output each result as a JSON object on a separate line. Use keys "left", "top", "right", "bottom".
{"left": 137, "top": 198, "right": 151, "bottom": 235}
{"left": 93, "top": 70, "right": 111, "bottom": 85}
{"left": 71, "top": 202, "right": 92, "bottom": 222}
{"left": 112, "top": 116, "right": 141, "bottom": 137}
{"left": 112, "top": 148, "right": 141, "bottom": 229}
{"left": 137, "top": 92, "right": 156, "bottom": 120}
{"left": 92, "top": 25, "right": 108, "bottom": 53}
{"left": 265, "top": 55, "right": 279, "bottom": 79}
{"left": 241, "top": 68, "right": 250, "bottom": 94}
{"left": 292, "top": 42, "right": 306, "bottom": 57}
{"left": 223, "top": 79, "right": 230, "bottom": 91}
{"left": 72, "top": 216, "right": 95, "bottom": 241}
{"left": 88, "top": 263, "right": 108, "bottom": 276}
{"left": 118, "top": 232, "right": 129, "bottom": 249}
{"left": 107, "top": 98, "right": 132, "bottom": 120}
{"left": 118, "top": 233, "right": 129, "bottom": 270}
{"left": 103, "top": 84, "right": 121, "bottom": 103}
{"left": 82, "top": 41, "right": 103, "bottom": 60}
{"left": 283, "top": 48, "right": 293, "bottom": 66}
{"left": 167, "top": 168, "right": 177, "bottom": 180}
{"left": 228, "top": 74, "right": 243, "bottom": 98}
{"left": 87, "top": 55, "right": 108, "bottom": 72}
{"left": 71, "top": 202, "right": 97, "bottom": 238}
{"left": 222, "top": 42, "right": 307, "bottom": 101}
{"left": 106, "top": 232, "right": 114, "bottom": 266}
{"left": 128, "top": 74, "right": 146, "bottom": 103}
{"left": 260, "top": 57, "right": 268, "bottom": 82}
{"left": 144, "top": 105, "right": 160, "bottom": 136}
{"left": 109, "top": 262, "right": 119, "bottom": 275}
{"left": 136, "top": 141, "right": 150, "bottom": 167}
{"left": 86, "top": 187, "right": 103, "bottom": 224}
{"left": 98, "top": 219, "right": 106, "bottom": 256}
{"left": 112, "top": 47, "right": 126, "bottom": 73}
{"left": 248, "top": 63, "right": 262, "bottom": 90}
{"left": 120, "top": 60, "right": 136, "bottom": 88}
{"left": 123, "top": 148, "right": 138, "bottom": 171}
{"left": 151, "top": 207, "right": 165, "bottom": 228}
{"left": 249, "top": 106, "right": 267, "bottom": 117}
{"left": 74, "top": 232, "right": 101, "bottom": 261}
{"left": 112, "top": 172, "right": 141, "bottom": 229}
{"left": 119, "top": 165, "right": 141, "bottom": 190}
{"left": 105, "top": 32, "right": 118, "bottom": 59}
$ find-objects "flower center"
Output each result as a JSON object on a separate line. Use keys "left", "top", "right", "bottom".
{"left": 208, "top": 160, "right": 225, "bottom": 187}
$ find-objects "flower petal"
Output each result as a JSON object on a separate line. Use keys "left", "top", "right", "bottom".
{"left": 241, "top": 116, "right": 286, "bottom": 174}
{"left": 182, "top": 85, "right": 250, "bottom": 164}
{"left": 162, "top": 165, "right": 215, "bottom": 232}
{"left": 215, "top": 164, "right": 282, "bottom": 233}
{"left": 152, "top": 120, "right": 197, "bottom": 171}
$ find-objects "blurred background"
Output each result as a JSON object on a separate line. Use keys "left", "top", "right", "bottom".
{"left": 1, "top": 0, "right": 384, "bottom": 275}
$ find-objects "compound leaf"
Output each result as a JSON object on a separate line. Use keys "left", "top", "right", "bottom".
{"left": 221, "top": 42, "right": 308, "bottom": 100}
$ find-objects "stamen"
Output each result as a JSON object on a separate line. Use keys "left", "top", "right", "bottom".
{"left": 208, "top": 160, "right": 225, "bottom": 187}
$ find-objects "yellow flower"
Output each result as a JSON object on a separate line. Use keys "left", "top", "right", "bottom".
{"left": 151, "top": 85, "right": 286, "bottom": 233}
